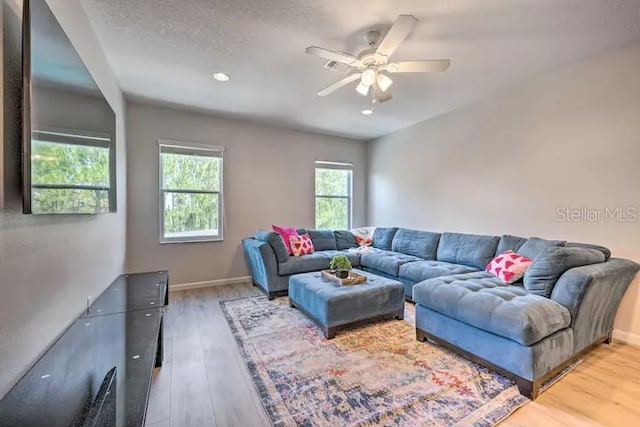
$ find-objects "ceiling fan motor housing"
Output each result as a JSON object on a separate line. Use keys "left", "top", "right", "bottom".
{"left": 366, "top": 29, "right": 381, "bottom": 47}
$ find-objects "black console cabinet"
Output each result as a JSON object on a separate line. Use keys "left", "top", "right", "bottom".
{"left": 0, "top": 271, "right": 169, "bottom": 427}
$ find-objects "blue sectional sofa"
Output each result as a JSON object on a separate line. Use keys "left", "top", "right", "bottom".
{"left": 242, "top": 227, "right": 639, "bottom": 399}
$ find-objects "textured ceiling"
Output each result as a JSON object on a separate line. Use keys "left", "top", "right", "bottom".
{"left": 80, "top": 0, "right": 640, "bottom": 140}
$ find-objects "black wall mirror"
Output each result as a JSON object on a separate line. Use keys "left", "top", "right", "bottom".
{"left": 23, "top": 0, "right": 116, "bottom": 214}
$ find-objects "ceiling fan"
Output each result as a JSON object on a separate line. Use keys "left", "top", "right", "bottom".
{"left": 305, "top": 15, "right": 450, "bottom": 104}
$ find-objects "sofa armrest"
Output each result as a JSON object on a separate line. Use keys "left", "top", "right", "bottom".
{"left": 550, "top": 258, "right": 639, "bottom": 352}
{"left": 242, "top": 238, "right": 278, "bottom": 293}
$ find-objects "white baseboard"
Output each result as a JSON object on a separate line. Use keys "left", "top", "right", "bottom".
{"left": 613, "top": 329, "right": 640, "bottom": 346}
{"left": 169, "top": 276, "right": 252, "bottom": 292}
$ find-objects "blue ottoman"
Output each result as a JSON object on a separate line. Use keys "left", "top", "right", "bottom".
{"left": 288, "top": 269, "right": 405, "bottom": 339}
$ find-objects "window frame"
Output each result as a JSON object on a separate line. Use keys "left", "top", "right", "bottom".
{"left": 31, "top": 128, "right": 116, "bottom": 214}
{"left": 314, "top": 160, "right": 353, "bottom": 230}
{"left": 158, "top": 139, "right": 225, "bottom": 244}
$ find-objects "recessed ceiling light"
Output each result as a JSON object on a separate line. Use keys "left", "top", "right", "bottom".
{"left": 361, "top": 108, "right": 374, "bottom": 115}
{"left": 213, "top": 72, "right": 230, "bottom": 82}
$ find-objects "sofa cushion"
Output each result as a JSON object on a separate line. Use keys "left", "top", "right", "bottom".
{"left": 315, "top": 250, "right": 360, "bottom": 267}
{"left": 307, "top": 229, "right": 338, "bottom": 251}
{"left": 436, "top": 233, "right": 500, "bottom": 269}
{"left": 391, "top": 229, "right": 441, "bottom": 259}
{"left": 524, "top": 247, "right": 606, "bottom": 297}
{"left": 372, "top": 227, "right": 399, "bottom": 250}
{"left": 278, "top": 253, "right": 330, "bottom": 275}
{"left": 565, "top": 242, "right": 611, "bottom": 261}
{"left": 496, "top": 235, "right": 528, "bottom": 255}
{"left": 399, "top": 260, "right": 479, "bottom": 283}
{"left": 360, "top": 250, "right": 422, "bottom": 276}
{"left": 413, "top": 272, "right": 571, "bottom": 346}
{"left": 255, "top": 230, "right": 289, "bottom": 263}
{"left": 518, "top": 237, "right": 566, "bottom": 260}
{"left": 334, "top": 230, "right": 358, "bottom": 250}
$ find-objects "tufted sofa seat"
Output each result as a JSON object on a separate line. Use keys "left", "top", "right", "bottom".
{"left": 399, "top": 260, "right": 480, "bottom": 283}
{"left": 359, "top": 250, "right": 423, "bottom": 276}
{"left": 412, "top": 272, "right": 571, "bottom": 346}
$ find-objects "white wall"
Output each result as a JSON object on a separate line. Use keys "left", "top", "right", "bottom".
{"left": 126, "top": 103, "right": 367, "bottom": 285}
{"left": 0, "top": 0, "right": 126, "bottom": 397}
{"left": 368, "top": 41, "right": 640, "bottom": 338}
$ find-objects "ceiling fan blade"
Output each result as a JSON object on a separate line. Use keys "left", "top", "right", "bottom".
{"left": 387, "top": 59, "right": 451, "bottom": 73}
{"left": 316, "top": 73, "right": 361, "bottom": 96}
{"left": 305, "top": 46, "right": 362, "bottom": 67}
{"left": 374, "top": 82, "right": 393, "bottom": 103}
{"left": 375, "top": 15, "right": 418, "bottom": 58}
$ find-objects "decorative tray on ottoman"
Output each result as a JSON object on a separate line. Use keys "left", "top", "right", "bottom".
{"left": 321, "top": 270, "right": 367, "bottom": 286}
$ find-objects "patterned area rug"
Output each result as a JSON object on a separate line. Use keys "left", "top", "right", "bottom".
{"left": 221, "top": 296, "right": 530, "bottom": 426}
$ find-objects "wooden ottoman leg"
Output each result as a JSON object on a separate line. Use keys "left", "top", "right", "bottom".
{"left": 416, "top": 328, "right": 427, "bottom": 342}
{"left": 289, "top": 300, "right": 296, "bottom": 308}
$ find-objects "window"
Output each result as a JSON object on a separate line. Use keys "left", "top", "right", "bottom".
{"left": 31, "top": 130, "right": 114, "bottom": 214}
{"left": 315, "top": 161, "right": 352, "bottom": 229}
{"left": 159, "top": 141, "right": 224, "bottom": 243}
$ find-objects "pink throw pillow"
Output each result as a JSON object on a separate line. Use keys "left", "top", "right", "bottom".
{"left": 486, "top": 250, "right": 533, "bottom": 284}
{"left": 289, "top": 233, "right": 314, "bottom": 256}
{"left": 272, "top": 225, "right": 298, "bottom": 255}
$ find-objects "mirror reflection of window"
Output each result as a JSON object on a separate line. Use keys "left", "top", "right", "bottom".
{"left": 23, "top": 0, "right": 117, "bottom": 215}
{"left": 31, "top": 130, "right": 112, "bottom": 214}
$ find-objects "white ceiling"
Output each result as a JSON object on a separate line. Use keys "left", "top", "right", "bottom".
{"left": 81, "top": 0, "right": 640, "bottom": 140}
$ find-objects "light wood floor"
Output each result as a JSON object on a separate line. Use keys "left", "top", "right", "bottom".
{"left": 145, "top": 284, "right": 640, "bottom": 427}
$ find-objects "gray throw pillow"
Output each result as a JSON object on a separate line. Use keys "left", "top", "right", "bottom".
{"left": 496, "top": 235, "right": 528, "bottom": 255}
{"left": 524, "top": 247, "right": 605, "bottom": 297}
{"left": 255, "top": 230, "right": 289, "bottom": 263}
{"left": 518, "top": 237, "right": 566, "bottom": 260}
{"left": 334, "top": 230, "right": 357, "bottom": 250}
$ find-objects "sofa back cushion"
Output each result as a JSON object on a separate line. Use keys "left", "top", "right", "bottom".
{"left": 524, "top": 247, "right": 606, "bottom": 297}
{"left": 496, "top": 235, "right": 528, "bottom": 255}
{"left": 307, "top": 229, "right": 338, "bottom": 251}
{"left": 391, "top": 229, "right": 441, "bottom": 259}
{"left": 436, "top": 232, "right": 500, "bottom": 269}
{"left": 334, "top": 230, "right": 357, "bottom": 250}
{"left": 255, "top": 230, "right": 289, "bottom": 263}
{"left": 373, "top": 227, "right": 399, "bottom": 250}
{"left": 565, "top": 242, "right": 611, "bottom": 261}
{"left": 518, "top": 237, "right": 566, "bottom": 260}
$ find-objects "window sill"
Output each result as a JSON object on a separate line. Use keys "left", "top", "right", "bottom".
{"left": 159, "top": 236, "right": 224, "bottom": 244}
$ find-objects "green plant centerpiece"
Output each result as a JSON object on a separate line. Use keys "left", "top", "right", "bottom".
{"left": 330, "top": 254, "right": 352, "bottom": 279}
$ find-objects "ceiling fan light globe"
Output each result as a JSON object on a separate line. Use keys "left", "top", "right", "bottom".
{"left": 376, "top": 73, "right": 393, "bottom": 92}
{"left": 355, "top": 82, "right": 370, "bottom": 96}
{"left": 361, "top": 69, "right": 376, "bottom": 86}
